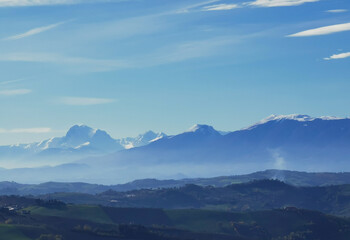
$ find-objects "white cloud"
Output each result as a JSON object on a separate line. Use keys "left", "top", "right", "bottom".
{"left": 202, "top": 4, "right": 239, "bottom": 11}
{"left": 138, "top": 36, "right": 244, "bottom": 68}
{"left": 324, "top": 52, "right": 350, "bottom": 60}
{"left": 0, "top": 0, "right": 80, "bottom": 7}
{"left": 249, "top": 0, "right": 319, "bottom": 7}
{"left": 0, "top": 0, "right": 116, "bottom": 7}
{"left": 0, "top": 128, "right": 52, "bottom": 133}
{"left": 59, "top": 97, "right": 116, "bottom": 106}
{"left": 4, "top": 21, "right": 66, "bottom": 40}
{"left": 0, "top": 36, "right": 235, "bottom": 71}
{"left": 288, "top": 22, "right": 350, "bottom": 37}
{"left": 176, "top": 0, "right": 219, "bottom": 13}
{"left": 0, "top": 52, "right": 131, "bottom": 72}
{"left": 0, "top": 89, "right": 31, "bottom": 96}
{"left": 0, "top": 78, "right": 26, "bottom": 85}
{"left": 326, "top": 9, "right": 348, "bottom": 13}
{"left": 0, "top": 33, "right": 253, "bottom": 72}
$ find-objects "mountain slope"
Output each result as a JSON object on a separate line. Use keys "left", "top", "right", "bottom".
{"left": 39, "top": 179, "right": 350, "bottom": 217}
{"left": 86, "top": 115, "right": 350, "bottom": 180}
{"left": 119, "top": 131, "right": 167, "bottom": 149}
{"left": 0, "top": 126, "right": 167, "bottom": 164}
{"left": 4, "top": 169, "right": 350, "bottom": 195}
{"left": 2, "top": 114, "right": 350, "bottom": 183}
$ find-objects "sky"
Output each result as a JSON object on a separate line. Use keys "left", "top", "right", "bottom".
{"left": 0, "top": 0, "right": 349, "bottom": 145}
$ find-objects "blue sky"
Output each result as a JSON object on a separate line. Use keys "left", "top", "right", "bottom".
{"left": 0, "top": 0, "right": 349, "bottom": 145}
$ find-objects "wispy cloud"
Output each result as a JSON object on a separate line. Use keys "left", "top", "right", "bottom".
{"left": 249, "top": 0, "right": 319, "bottom": 7}
{"left": 144, "top": 36, "right": 241, "bottom": 66}
{"left": 0, "top": 78, "right": 26, "bottom": 85}
{"left": 326, "top": 9, "right": 348, "bottom": 13}
{"left": 0, "top": 31, "right": 255, "bottom": 72}
{"left": 324, "top": 52, "right": 350, "bottom": 60}
{"left": 0, "top": 52, "right": 131, "bottom": 72}
{"left": 59, "top": 97, "right": 116, "bottom": 106}
{"left": 0, "top": 89, "right": 32, "bottom": 96}
{"left": 0, "top": 128, "right": 52, "bottom": 134}
{"left": 0, "top": 36, "right": 237, "bottom": 71}
{"left": 176, "top": 0, "right": 220, "bottom": 13}
{"left": 0, "top": 0, "right": 117, "bottom": 7}
{"left": 4, "top": 21, "right": 66, "bottom": 40}
{"left": 202, "top": 4, "right": 239, "bottom": 11}
{"left": 288, "top": 22, "right": 350, "bottom": 37}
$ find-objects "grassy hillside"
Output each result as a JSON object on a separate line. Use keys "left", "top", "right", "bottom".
{"left": 166, "top": 208, "right": 350, "bottom": 239}
{"left": 27, "top": 205, "right": 113, "bottom": 224}
{"left": 0, "top": 225, "right": 31, "bottom": 240}
{"left": 40, "top": 179, "right": 350, "bottom": 217}
{"left": 1, "top": 201, "right": 350, "bottom": 240}
{"left": 3, "top": 170, "right": 350, "bottom": 196}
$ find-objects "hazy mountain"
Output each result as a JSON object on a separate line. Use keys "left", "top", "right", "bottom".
{"left": 2, "top": 169, "right": 350, "bottom": 196}
{"left": 2, "top": 196, "right": 350, "bottom": 240}
{"left": 119, "top": 131, "right": 167, "bottom": 149}
{"left": 0, "top": 125, "right": 166, "bottom": 164}
{"left": 1, "top": 114, "right": 350, "bottom": 183}
{"left": 38, "top": 179, "right": 350, "bottom": 217}
{"left": 82, "top": 114, "right": 350, "bottom": 181}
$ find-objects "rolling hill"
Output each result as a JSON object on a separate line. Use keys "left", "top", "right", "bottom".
{"left": 1, "top": 198, "right": 350, "bottom": 240}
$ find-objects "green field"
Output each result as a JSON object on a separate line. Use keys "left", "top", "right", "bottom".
{"left": 27, "top": 205, "right": 113, "bottom": 224}
{"left": 0, "top": 200, "right": 349, "bottom": 240}
{"left": 0, "top": 225, "right": 31, "bottom": 240}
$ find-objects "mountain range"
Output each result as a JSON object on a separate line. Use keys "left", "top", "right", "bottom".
{"left": 0, "top": 125, "right": 167, "bottom": 165}
{"left": 2, "top": 169, "right": 350, "bottom": 196}
{"left": 1, "top": 114, "right": 350, "bottom": 183}
{"left": 80, "top": 114, "right": 350, "bottom": 182}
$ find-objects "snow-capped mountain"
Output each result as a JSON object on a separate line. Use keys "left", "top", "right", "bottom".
{"left": 87, "top": 114, "right": 350, "bottom": 180}
{"left": 2, "top": 114, "right": 350, "bottom": 183}
{"left": 36, "top": 125, "right": 124, "bottom": 155}
{"left": 0, "top": 125, "right": 166, "bottom": 161}
{"left": 244, "top": 114, "right": 345, "bottom": 130}
{"left": 119, "top": 131, "right": 167, "bottom": 149}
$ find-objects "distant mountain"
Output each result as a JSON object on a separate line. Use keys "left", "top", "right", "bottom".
{"left": 82, "top": 114, "right": 350, "bottom": 181}
{"left": 0, "top": 125, "right": 166, "bottom": 163}
{"left": 2, "top": 196, "right": 350, "bottom": 240}
{"left": 2, "top": 169, "right": 350, "bottom": 196}
{"left": 38, "top": 125, "right": 124, "bottom": 155}
{"left": 1, "top": 114, "right": 350, "bottom": 183}
{"left": 39, "top": 179, "right": 350, "bottom": 217}
{"left": 119, "top": 131, "right": 167, "bottom": 149}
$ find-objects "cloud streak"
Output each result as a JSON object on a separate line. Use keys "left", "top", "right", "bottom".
{"left": 288, "top": 22, "right": 350, "bottom": 37}
{"left": 0, "top": 31, "right": 256, "bottom": 72}
{"left": 4, "top": 21, "right": 66, "bottom": 40}
{"left": 249, "top": 0, "right": 319, "bottom": 7}
{"left": 0, "top": 78, "right": 26, "bottom": 85}
{"left": 59, "top": 97, "right": 116, "bottom": 106}
{"left": 0, "top": 89, "right": 32, "bottom": 96}
{"left": 326, "top": 9, "right": 348, "bottom": 13}
{"left": 0, "top": 128, "right": 52, "bottom": 133}
{"left": 202, "top": 4, "right": 239, "bottom": 11}
{"left": 176, "top": 0, "right": 219, "bottom": 13}
{"left": 324, "top": 52, "right": 350, "bottom": 60}
{"left": 0, "top": 52, "right": 131, "bottom": 72}
{"left": 0, "top": 0, "right": 117, "bottom": 7}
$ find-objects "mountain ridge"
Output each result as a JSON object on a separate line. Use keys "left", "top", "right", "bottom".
{"left": 2, "top": 169, "right": 350, "bottom": 195}
{"left": 1, "top": 114, "right": 350, "bottom": 183}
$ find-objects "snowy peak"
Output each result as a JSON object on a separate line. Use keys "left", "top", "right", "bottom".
{"left": 262, "top": 114, "right": 345, "bottom": 123}
{"left": 263, "top": 114, "right": 313, "bottom": 122}
{"left": 245, "top": 114, "right": 347, "bottom": 130}
{"left": 63, "top": 125, "right": 116, "bottom": 149}
{"left": 119, "top": 131, "right": 167, "bottom": 149}
{"left": 186, "top": 124, "right": 220, "bottom": 136}
{"left": 64, "top": 125, "right": 97, "bottom": 145}
{"left": 41, "top": 125, "right": 122, "bottom": 153}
